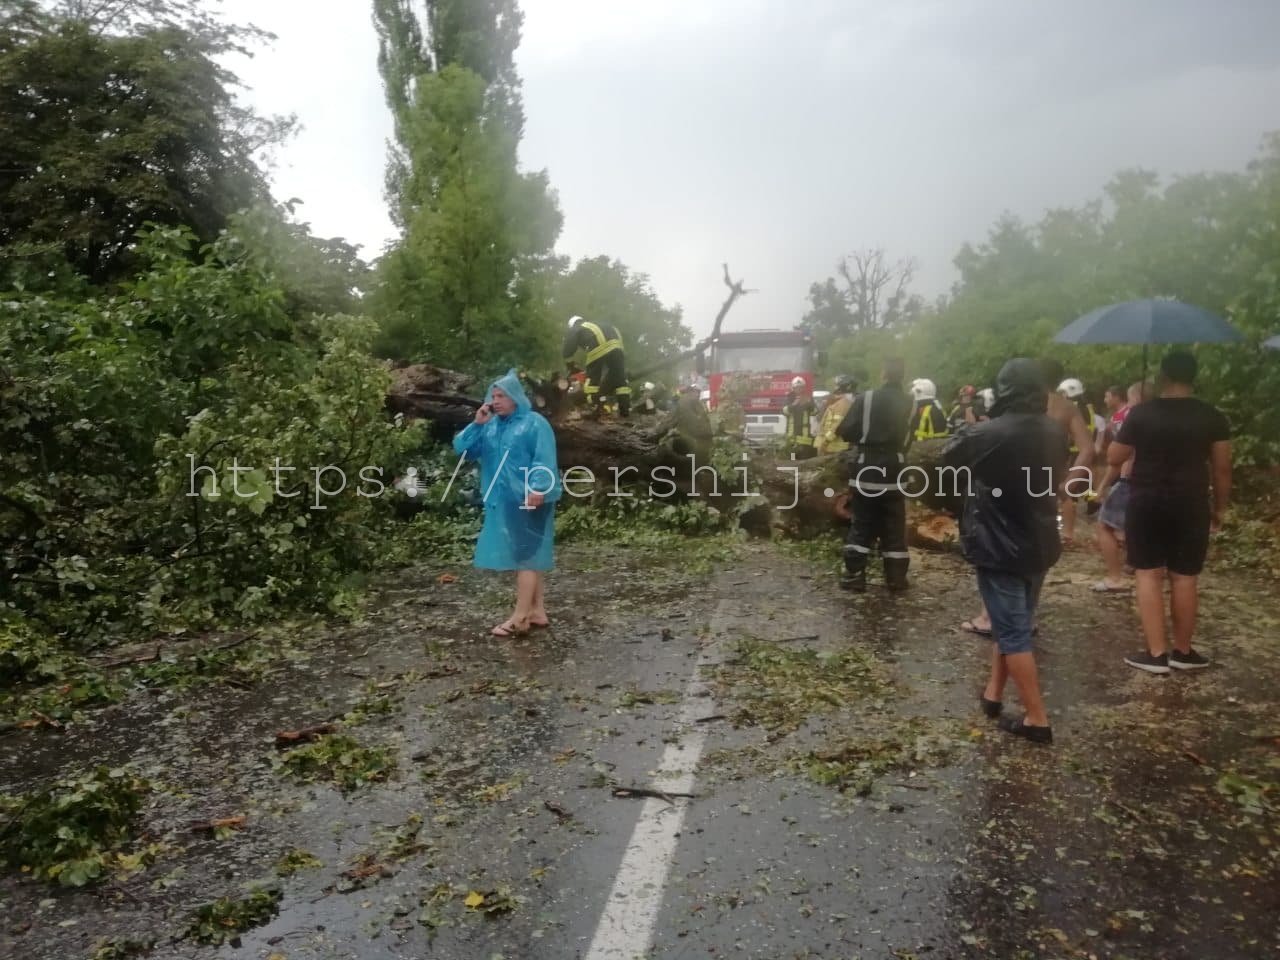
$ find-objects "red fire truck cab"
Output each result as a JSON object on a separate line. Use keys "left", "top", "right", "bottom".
{"left": 704, "top": 328, "right": 822, "bottom": 444}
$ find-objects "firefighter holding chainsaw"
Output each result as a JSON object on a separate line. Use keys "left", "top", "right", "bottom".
{"left": 562, "top": 315, "right": 633, "bottom": 417}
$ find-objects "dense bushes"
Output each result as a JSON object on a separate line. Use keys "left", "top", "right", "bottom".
{"left": 1, "top": 226, "right": 423, "bottom": 641}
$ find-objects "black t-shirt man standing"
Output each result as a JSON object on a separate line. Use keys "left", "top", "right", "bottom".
{"left": 1109, "top": 351, "right": 1231, "bottom": 675}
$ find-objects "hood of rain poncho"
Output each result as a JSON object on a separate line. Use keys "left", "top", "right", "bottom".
{"left": 989, "top": 358, "right": 1048, "bottom": 418}
{"left": 489, "top": 369, "right": 532, "bottom": 417}
{"left": 452, "top": 369, "right": 560, "bottom": 572}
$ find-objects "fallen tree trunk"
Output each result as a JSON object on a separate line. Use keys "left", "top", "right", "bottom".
{"left": 385, "top": 362, "right": 481, "bottom": 440}
{"left": 385, "top": 363, "right": 960, "bottom": 542}
{"left": 549, "top": 400, "right": 713, "bottom": 487}
{"left": 386, "top": 364, "right": 715, "bottom": 491}
{"left": 745, "top": 438, "right": 961, "bottom": 535}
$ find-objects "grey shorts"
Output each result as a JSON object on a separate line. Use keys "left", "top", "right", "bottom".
{"left": 1098, "top": 479, "right": 1130, "bottom": 533}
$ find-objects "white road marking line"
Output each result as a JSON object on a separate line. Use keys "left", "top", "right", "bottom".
{"left": 583, "top": 602, "right": 730, "bottom": 960}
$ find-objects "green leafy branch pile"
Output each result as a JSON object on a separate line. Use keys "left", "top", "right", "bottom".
{"left": 0, "top": 766, "right": 150, "bottom": 886}
{"left": 277, "top": 734, "right": 398, "bottom": 792}
{"left": 185, "top": 887, "right": 282, "bottom": 945}
{"left": 797, "top": 718, "right": 970, "bottom": 796}
{"left": 714, "top": 637, "right": 891, "bottom": 734}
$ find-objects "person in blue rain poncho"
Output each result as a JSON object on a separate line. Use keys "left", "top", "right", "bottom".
{"left": 453, "top": 370, "right": 562, "bottom": 637}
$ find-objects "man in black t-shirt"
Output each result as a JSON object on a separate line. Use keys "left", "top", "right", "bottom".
{"left": 1108, "top": 351, "right": 1231, "bottom": 674}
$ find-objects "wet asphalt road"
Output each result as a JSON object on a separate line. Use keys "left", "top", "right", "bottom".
{"left": 1, "top": 532, "right": 1277, "bottom": 960}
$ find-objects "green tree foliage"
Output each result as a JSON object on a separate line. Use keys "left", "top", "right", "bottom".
{"left": 237, "top": 201, "right": 372, "bottom": 320}
{"left": 0, "top": 1, "right": 424, "bottom": 655}
{"left": 1, "top": 225, "right": 422, "bottom": 639}
{"left": 551, "top": 256, "right": 693, "bottom": 374}
{"left": 0, "top": 1, "right": 290, "bottom": 286}
{"left": 371, "top": 0, "right": 562, "bottom": 373}
{"left": 823, "top": 138, "right": 1280, "bottom": 465}
{"left": 1196, "top": 135, "right": 1280, "bottom": 466}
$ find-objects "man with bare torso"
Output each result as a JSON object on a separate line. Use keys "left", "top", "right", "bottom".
{"left": 1092, "top": 381, "right": 1151, "bottom": 591}
{"left": 959, "top": 358, "right": 1093, "bottom": 638}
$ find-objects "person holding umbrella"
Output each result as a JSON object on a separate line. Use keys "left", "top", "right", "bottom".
{"left": 1108, "top": 352, "right": 1232, "bottom": 673}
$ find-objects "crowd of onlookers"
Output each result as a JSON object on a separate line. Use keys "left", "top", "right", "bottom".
{"left": 459, "top": 351, "right": 1232, "bottom": 745}
{"left": 800, "top": 353, "right": 1232, "bottom": 745}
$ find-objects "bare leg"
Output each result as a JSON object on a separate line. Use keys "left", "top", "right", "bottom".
{"left": 1096, "top": 523, "right": 1127, "bottom": 586}
{"left": 983, "top": 643, "right": 1008, "bottom": 703}
{"left": 969, "top": 600, "right": 992, "bottom": 632}
{"left": 510, "top": 571, "right": 537, "bottom": 630}
{"left": 530, "top": 574, "right": 547, "bottom": 624}
{"left": 1004, "top": 651, "right": 1049, "bottom": 727}
{"left": 1134, "top": 568, "right": 1168, "bottom": 656}
{"left": 1169, "top": 573, "right": 1199, "bottom": 654}
{"left": 969, "top": 601, "right": 1037, "bottom": 634}
{"left": 1061, "top": 496, "right": 1077, "bottom": 543}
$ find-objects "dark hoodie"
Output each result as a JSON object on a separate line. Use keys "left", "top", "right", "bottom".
{"left": 944, "top": 358, "right": 1069, "bottom": 574}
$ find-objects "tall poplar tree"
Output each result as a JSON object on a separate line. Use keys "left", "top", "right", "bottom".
{"left": 371, "top": 0, "right": 562, "bottom": 372}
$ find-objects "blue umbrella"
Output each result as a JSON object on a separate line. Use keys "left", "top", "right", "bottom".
{"left": 1265, "top": 334, "right": 1280, "bottom": 350}
{"left": 1054, "top": 298, "right": 1243, "bottom": 380}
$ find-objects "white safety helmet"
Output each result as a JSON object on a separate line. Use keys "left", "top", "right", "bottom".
{"left": 790, "top": 375, "right": 806, "bottom": 389}
{"left": 910, "top": 378, "right": 937, "bottom": 402}
{"left": 643, "top": 381, "right": 655, "bottom": 392}
{"left": 1057, "top": 377, "right": 1085, "bottom": 399}
{"left": 978, "top": 387, "right": 995, "bottom": 410}
{"left": 567, "top": 314, "right": 584, "bottom": 328}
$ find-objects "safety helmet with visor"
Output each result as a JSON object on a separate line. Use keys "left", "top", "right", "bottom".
{"left": 910, "top": 378, "right": 938, "bottom": 402}
{"left": 1057, "top": 377, "right": 1085, "bottom": 399}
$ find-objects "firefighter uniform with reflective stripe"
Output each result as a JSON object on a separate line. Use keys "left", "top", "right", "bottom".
{"left": 785, "top": 394, "right": 818, "bottom": 459}
{"left": 835, "top": 382, "right": 914, "bottom": 591}
{"left": 817, "top": 394, "right": 853, "bottom": 455}
{"left": 911, "top": 400, "right": 949, "bottom": 441}
{"left": 1068, "top": 401, "right": 1099, "bottom": 455}
{"left": 562, "top": 320, "right": 632, "bottom": 417}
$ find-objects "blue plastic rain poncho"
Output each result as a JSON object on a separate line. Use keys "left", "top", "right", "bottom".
{"left": 452, "top": 370, "right": 562, "bottom": 571}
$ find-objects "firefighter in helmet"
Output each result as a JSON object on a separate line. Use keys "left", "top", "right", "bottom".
{"left": 784, "top": 375, "right": 819, "bottom": 459}
{"left": 835, "top": 358, "right": 914, "bottom": 592}
{"left": 562, "top": 315, "right": 632, "bottom": 417}
{"left": 1057, "top": 376, "right": 1103, "bottom": 535}
{"left": 817, "top": 373, "right": 858, "bottom": 455}
{"left": 977, "top": 387, "right": 995, "bottom": 421}
{"left": 909, "top": 378, "right": 949, "bottom": 441}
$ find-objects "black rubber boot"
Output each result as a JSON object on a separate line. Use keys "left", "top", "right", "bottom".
{"left": 884, "top": 557, "right": 910, "bottom": 592}
{"left": 840, "top": 563, "right": 867, "bottom": 593}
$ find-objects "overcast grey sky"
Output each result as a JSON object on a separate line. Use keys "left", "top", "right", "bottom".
{"left": 220, "top": 0, "right": 1280, "bottom": 339}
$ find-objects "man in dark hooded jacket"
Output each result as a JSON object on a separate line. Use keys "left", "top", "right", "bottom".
{"left": 944, "top": 358, "right": 1069, "bottom": 744}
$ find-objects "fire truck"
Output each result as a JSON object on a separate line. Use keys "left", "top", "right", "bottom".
{"left": 702, "top": 328, "right": 822, "bottom": 444}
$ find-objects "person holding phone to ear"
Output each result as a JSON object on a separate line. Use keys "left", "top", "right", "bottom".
{"left": 453, "top": 370, "right": 562, "bottom": 637}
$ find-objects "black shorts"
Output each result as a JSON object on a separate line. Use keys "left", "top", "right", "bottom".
{"left": 1125, "top": 494, "right": 1210, "bottom": 576}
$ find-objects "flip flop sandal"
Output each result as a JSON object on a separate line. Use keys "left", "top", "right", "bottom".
{"left": 980, "top": 697, "right": 1002, "bottom": 718}
{"left": 960, "top": 620, "right": 994, "bottom": 638}
{"left": 1091, "top": 581, "right": 1131, "bottom": 593}
{"left": 528, "top": 618, "right": 550, "bottom": 630}
{"left": 491, "top": 620, "right": 529, "bottom": 638}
